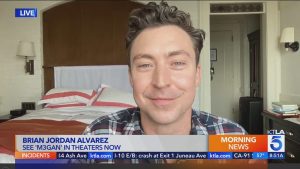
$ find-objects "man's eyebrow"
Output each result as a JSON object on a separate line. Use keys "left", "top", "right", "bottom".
{"left": 132, "top": 54, "right": 154, "bottom": 62}
{"left": 168, "top": 50, "right": 191, "bottom": 58}
{"left": 132, "top": 50, "right": 191, "bottom": 61}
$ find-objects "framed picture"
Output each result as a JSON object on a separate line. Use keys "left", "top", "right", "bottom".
{"left": 210, "top": 48, "right": 217, "bottom": 61}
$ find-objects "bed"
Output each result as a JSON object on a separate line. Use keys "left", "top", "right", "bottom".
{"left": 0, "top": 65, "right": 138, "bottom": 163}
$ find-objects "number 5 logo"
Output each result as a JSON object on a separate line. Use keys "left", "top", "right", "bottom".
{"left": 268, "top": 135, "right": 285, "bottom": 152}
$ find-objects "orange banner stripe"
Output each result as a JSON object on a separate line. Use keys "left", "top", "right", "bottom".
{"left": 209, "top": 135, "right": 268, "bottom": 152}
{"left": 15, "top": 152, "right": 57, "bottom": 159}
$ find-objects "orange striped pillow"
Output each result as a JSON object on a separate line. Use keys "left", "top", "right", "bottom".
{"left": 91, "top": 87, "right": 136, "bottom": 108}
{"left": 38, "top": 88, "right": 97, "bottom": 105}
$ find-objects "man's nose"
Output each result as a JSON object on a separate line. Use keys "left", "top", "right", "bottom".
{"left": 151, "top": 66, "right": 171, "bottom": 88}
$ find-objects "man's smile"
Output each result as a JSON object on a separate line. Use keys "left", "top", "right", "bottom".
{"left": 149, "top": 97, "right": 176, "bottom": 106}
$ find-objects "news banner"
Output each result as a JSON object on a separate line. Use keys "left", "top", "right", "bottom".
{"left": 15, "top": 130, "right": 285, "bottom": 161}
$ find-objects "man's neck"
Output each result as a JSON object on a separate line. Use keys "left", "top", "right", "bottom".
{"left": 140, "top": 109, "right": 192, "bottom": 135}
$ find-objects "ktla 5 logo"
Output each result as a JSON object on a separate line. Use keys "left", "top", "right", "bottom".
{"left": 268, "top": 135, "right": 285, "bottom": 152}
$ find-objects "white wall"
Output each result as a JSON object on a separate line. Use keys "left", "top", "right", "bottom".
{"left": 279, "top": 1, "right": 300, "bottom": 105}
{"left": 261, "top": 1, "right": 281, "bottom": 109}
{"left": 0, "top": 1, "right": 62, "bottom": 115}
{"left": 198, "top": 1, "right": 211, "bottom": 113}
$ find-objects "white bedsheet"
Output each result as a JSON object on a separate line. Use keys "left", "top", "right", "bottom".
{"left": 0, "top": 154, "right": 14, "bottom": 163}
{"left": 12, "top": 106, "right": 126, "bottom": 124}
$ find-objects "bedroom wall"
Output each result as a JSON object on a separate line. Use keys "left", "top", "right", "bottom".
{"left": 1, "top": 1, "right": 285, "bottom": 115}
{"left": 279, "top": 1, "right": 300, "bottom": 105}
{"left": 0, "top": 1, "right": 63, "bottom": 115}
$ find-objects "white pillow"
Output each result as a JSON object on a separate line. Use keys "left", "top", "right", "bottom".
{"left": 92, "top": 87, "right": 136, "bottom": 108}
{"left": 38, "top": 88, "right": 97, "bottom": 105}
{"left": 44, "top": 102, "right": 86, "bottom": 108}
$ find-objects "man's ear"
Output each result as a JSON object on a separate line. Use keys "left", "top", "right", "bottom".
{"left": 195, "top": 64, "right": 201, "bottom": 86}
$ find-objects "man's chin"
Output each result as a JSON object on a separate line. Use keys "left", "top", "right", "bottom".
{"left": 150, "top": 117, "right": 179, "bottom": 126}
{"left": 147, "top": 110, "right": 181, "bottom": 124}
{"left": 145, "top": 104, "right": 177, "bottom": 113}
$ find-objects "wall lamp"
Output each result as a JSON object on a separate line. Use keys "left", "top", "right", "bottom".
{"left": 16, "top": 41, "right": 35, "bottom": 75}
{"left": 280, "top": 27, "right": 299, "bottom": 52}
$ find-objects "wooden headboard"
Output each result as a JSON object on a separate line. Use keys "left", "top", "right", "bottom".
{"left": 43, "top": 0, "right": 143, "bottom": 93}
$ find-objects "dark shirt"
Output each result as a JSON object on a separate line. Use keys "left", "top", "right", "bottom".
{"left": 73, "top": 107, "right": 246, "bottom": 164}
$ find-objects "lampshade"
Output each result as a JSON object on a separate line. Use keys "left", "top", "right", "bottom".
{"left": 280, "top": 27, "right": 294, "bottom": 43}
{"left": 16, "top": 41, "right": 35, "bottom": 57}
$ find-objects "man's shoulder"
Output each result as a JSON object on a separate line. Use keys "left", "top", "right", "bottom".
{"left": 84, "top": 108, "right": 140, "bottom": 135}
{"left": 192, "top": 110, "right": 246, "bottom": 134}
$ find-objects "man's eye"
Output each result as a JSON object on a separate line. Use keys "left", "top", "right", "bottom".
{"left": 138, "top": 64, "right": 151, "bottom": 68}
{"left": 136, "top": 64, "right": 153, "bottom": 71}
{"left": 170, "top": 61, "right": 187, "bottom": 70}
{"left": 174, "top": 62, "right": 185, "bottom": 65}
{"left": 172, "top": 61, "right": 186, "bottom": 66}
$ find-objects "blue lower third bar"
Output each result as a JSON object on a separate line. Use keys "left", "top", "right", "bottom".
{"left": 268, "top": 152, "right": 285, "bottom": 159}
{"left": 88, "top": 152, "right": 113, "bottom": 159}
{"left": 113, "top": 152, "right": 207, "bottom": 159}
{"left": 252, "top": 152, "right": 268, "bottom": 159}
{"left": 57, "top": 152, "right": 88, "bottom": 159}
{"left": 233, "top": 152, "right": 252, "bottom": 159}
{"left": 208, "top": 152, "right": 232, "bottom": 159}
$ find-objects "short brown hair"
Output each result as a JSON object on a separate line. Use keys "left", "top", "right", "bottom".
{"left": 126, "top": 1, "right": 205, "bottom": 65}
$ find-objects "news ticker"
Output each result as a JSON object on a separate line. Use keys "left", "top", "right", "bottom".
{"left": 15, "top": 152, "right": 285, "bottom": 160}
{"left": 15, "top": 133, "right": 285, "bottom": 160}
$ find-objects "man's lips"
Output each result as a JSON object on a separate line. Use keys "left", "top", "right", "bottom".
{"left": 149, "top": 98, "right": 175, "bottom": 106}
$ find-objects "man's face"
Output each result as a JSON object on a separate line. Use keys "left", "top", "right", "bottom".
{"left": 129, "top": 25, "right": 201, "bottom": 126}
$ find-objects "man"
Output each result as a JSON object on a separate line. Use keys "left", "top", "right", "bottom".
{"left": 82, "top": 1, "right": 245, "bottom": 164}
